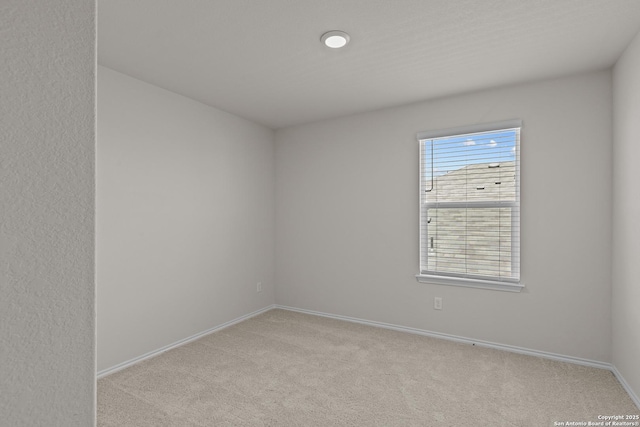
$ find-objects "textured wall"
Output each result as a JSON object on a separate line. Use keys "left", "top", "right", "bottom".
{"left": 612, "top": 29, "right": 640, "bottom": 404}
{"left": 275, "top": 71, "right": 613, "bottom": 363}
{"left": 0, "top": 0, "right": 96, "bottom": 425}
{"left": 97, "top": 66, "right": 275, "bottom": 372}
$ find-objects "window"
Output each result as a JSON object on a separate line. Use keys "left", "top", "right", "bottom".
{"left": 416, "top": 120, "right": 523, "bottom": 292}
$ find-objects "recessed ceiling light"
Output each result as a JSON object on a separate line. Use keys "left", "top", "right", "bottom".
{"left": 321, "top": 30, "right": 350, "bottom": 49}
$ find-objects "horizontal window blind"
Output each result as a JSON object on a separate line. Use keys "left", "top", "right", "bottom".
{"left": 419, "top": 122, "right": 520, "bottom": 283}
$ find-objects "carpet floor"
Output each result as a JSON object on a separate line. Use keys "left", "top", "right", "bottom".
{"left": 98, "top": 309, "right": 638, "bottom": 426}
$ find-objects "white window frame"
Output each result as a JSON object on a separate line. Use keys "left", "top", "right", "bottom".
{"left": 415, "top": 119, "right": 524, "bottom": 292}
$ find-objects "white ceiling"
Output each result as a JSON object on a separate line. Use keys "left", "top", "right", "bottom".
{"left": 99, "top": 0, "right": 640, "bottom": 129}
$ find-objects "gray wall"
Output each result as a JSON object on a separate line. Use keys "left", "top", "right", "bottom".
{"left": 275, "top": 71, "right": 613, "bottom": 363}
{"left": 0, "top": 0, "right": 96, "bottom": 425}
{"left": 613, "top": 30, "right": 640, "bottom": 402}
{"left": 97, "top": 66, "right": 275, "bottom": 372}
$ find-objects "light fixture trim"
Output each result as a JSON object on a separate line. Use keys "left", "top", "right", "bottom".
{"left": 321, "top": 30, "right": 350, "bottom": 49}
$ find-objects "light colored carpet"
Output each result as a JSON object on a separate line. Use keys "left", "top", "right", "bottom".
{"left": 98, "top": 309, "right": 638, "bottom": 426}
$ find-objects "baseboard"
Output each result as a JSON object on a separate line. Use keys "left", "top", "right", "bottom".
{"left": 274, "top": 305, "right": 612, "bottom": 370}
{"left": 97, "top": 304, "right": 276, "bottom": 379}
{"left": 612, "top": 365, "right": 640, "bottom": 410}
{"left": 276, "top": 305, "right": 640, "bottom": 408}
{"left": 97, "top": 302, "right": 639, "bottom": 410}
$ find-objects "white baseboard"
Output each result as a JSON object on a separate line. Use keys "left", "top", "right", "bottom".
{"left": 275, "top": 305, "right": 612, "bottom": 370}
{"left": 97, "top": 302, "right": 639, "bottom": 410}
{"left": 612, "top": 365, "right": 640, "bottom": 410}
{"left": 97, "top": 304, "right": 276, "bottom": 379}
{"left": 276, "top": 305, "right": 640, "bottom": 409}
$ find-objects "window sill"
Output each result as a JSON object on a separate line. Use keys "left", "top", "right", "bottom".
{"left": 415, "top": 274, "right": 524, "bottom": 293}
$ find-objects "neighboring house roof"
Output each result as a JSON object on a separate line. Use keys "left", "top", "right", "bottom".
{"left": 426, "top": 160, "right": 516, "bottom": 203}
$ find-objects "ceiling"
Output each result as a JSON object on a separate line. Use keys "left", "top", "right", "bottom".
{"left": 99, "top": 0, "right": 640, "bottom": 129}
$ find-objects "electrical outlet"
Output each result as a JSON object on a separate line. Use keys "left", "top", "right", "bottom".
{"left": 257, "top": 282, "right": 262, "bottom": 293}
{"left": 434, "top": 297, "right": 442, "bottom": 310}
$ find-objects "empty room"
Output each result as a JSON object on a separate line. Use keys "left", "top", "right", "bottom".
{"left": 3, "top": 0, "right": 640, "bottom": 425}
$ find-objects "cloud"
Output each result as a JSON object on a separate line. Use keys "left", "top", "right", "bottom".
{"left": 463, "top": 139, "right": 475, "bottom": 146}
{"left": 511, "top": 146, "right": 516, "bottom": 156}
{"left": 489, "top": 139, "right": 497, "bottom": 147}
